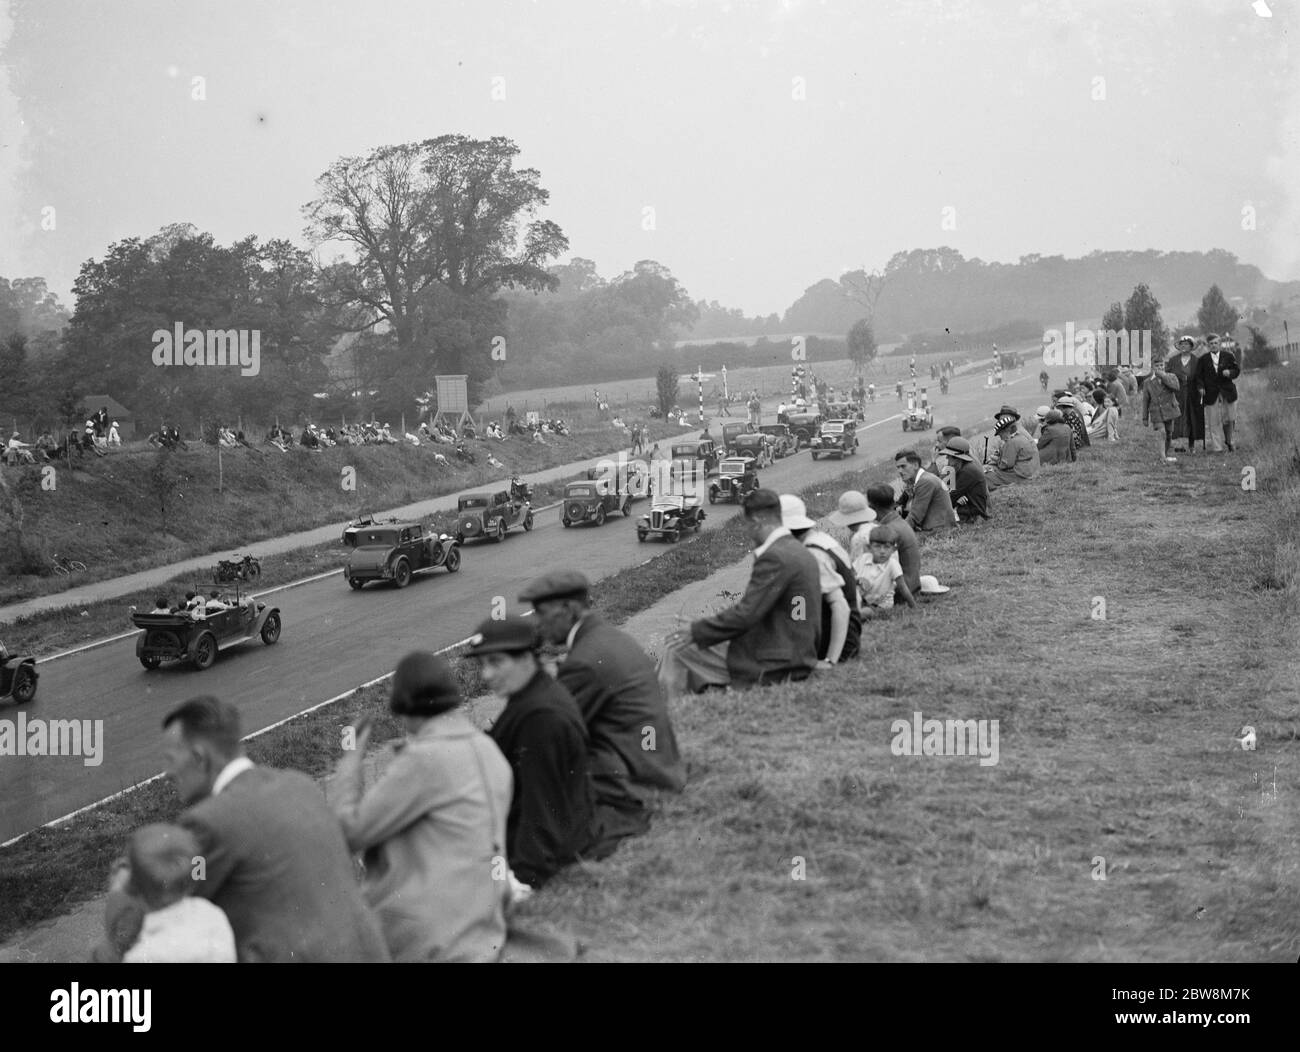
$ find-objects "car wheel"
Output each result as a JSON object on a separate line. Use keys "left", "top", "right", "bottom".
{"left": 260, "top": 612, "right": 281, "bottom": 645}
{"left": 139, "top": 654, "right": 161, "bottom": 671}
{"left": 811, "top": 451, "right": 819, "bottom": 460}
{"left": 562, "top": 517, "right": 571, "bottom": 528}
{"left": 901, "top": 420, "right": 909, "bottom": 431}
{"left": 622, "top": 500, "right": 631, "bottom": 517}
{"left": 393, "top": 558, "right": 412, "bottom": 588}
{"left": 595, "top": 506, "right": 606, "bottom": 527}
{"left": 493, "top": 522, "right": 506, "bottom": 543}
{"left": 667, "top": 530, "right": 678, "bottom": 543}
{"left": 523, "top": 513, "right": 534, "bottom": 531}
{"left": 192, "top": 632, "right": 217, "bottom": 671}
{"left": 445, "top": 546, "right": 461, "bottom": 572}
{"left": 637, "top": 529, "right": 647, "bottom": 542}
{"left": 348, "top": 577, "right": 364, "bottom": 590}
{"left": 455, "top": 533, "right": 465, "bottom": 546}
{"left": 10, "top": 666, "right": 37, "bottom": 704}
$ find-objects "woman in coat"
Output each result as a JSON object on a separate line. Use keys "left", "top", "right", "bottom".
{"left": 1036, "top": 410, "right": 1077, "bottom": 465}
{"left": 1166, "top": 335, "right": 1203, "bottom": 453}
{"left": 1141, "top": 356, "right": 1183, "bottom": 463}
{"left": 332, "top": 652, "right": 513, "bottom": 962}
{"left": 1086, "top": 390, "right": 1120, "bottom": 442}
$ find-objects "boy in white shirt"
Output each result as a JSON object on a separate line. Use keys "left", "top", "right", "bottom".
{"left": 853, "top": 532, "right": 918, "bottom": 618}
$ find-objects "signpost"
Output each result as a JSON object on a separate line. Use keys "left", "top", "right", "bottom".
{"left": 685, "top": 366, "right": 716, "bottom": 427}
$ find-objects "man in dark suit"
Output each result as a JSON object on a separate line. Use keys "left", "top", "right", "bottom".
{"left": 894, "top": 448, "right": 955, "bottom": 534}
{"left": 521, "top": 570, "right": 686, "bottom": 854}
{"left": 155, "top": 696, "right": 389, "bottom": 962}
{"left": 469, "top": 616, "right": 595, "bottom": 888}
{"left": 658, "top": 488, "right": 821, "bottom": 699}
{"left": 1194, "top": 333, "right": 1241, "bottom": 452}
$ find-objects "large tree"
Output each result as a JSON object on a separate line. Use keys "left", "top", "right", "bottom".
{"left": 1122, "top": 283, "right": 1170, "bottom": 362}
{"left": 303, "top": 135, "right": 568, "bottom": 406}
{"left": 656, "top": 363, "right": 680, "bottom": 417}
{"left": 1197, "top": 284, "right": 1240, "bottom": 337}
{"left": 845, "top": 318, "right": 878, "bottom": 374}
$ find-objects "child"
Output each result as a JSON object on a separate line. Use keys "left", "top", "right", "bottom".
{"left": 853, "top": 531, "right": 918, "bottom": 618}
{"left": 99, "top": 824, "right": 236, "bottom": 963}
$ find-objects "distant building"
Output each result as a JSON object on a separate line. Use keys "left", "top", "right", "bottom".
{"left": 79, "top": 394, "right": 135, "bottom": 439}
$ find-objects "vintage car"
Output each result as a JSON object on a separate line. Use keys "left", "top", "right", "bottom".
{"left": 785, "top": 412, "right": 823, "bottom": 449}
{"left": 131, "top": 585, "right": 281, "bottom": 671}
{"left": 708, "top": 457, "right": 760, "bottom": 504}
{"left": 637, "top": 494, "right": 706, "bottom": 543}
{"left": 455, "top": 490, "right": 534, "bottom": 544}
{"left": 728, "top": 430, "right": 772, "bottom": 467}
{"left": 810, "top": 421, "right": 859, "bottom": 460}
{"left": 901, "top": 402, "right": 935, "bottom": 431}
{"left": 561, "top": 471, "right": 639, "bottom": 527}
{"left": 757, "top": 423, "right": 796, "bottom": 459}
{"left": 669, "top": 438, "right": 719, "bottom": 476}
{"left": 720, "top": 421, "right": 752, "bottom": 455}
{"left": 342, "top": 516, "right": 461, "bottom": 588}
{"left": 0, "top": 641, "right": 38, "bottom": 705}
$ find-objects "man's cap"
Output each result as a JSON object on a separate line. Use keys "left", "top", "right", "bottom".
{"left": 390, "top": 651, "right": 461, "bottom": 716}
{"left": 942, "top": 436, "right": 974, "bottom": 461}
{"left": 936, "top": 425, "right": 962, "bottom": 439}
{"left": 519, "top": 570, "right": 591, "bottom": 605}
{"left": 1035, "top": 405, "right": 1051, "bottom": 419}
{"left": 827, "top": 489, "right": 877, "bottom": 527}
{"left": 779, "top": 494, "right": 817, "bottom": 531}
{"left": 465, "top": 615, "right": 538, "bottom": 657}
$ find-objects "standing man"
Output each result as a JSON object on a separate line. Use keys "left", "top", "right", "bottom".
{"left": 658, "top": 489, "right": 821, "bottom": 698}
{"left": 151, "top": 696, "right": 390, "bottom": 962}
{"left": 1195, "top": 333, "right": 1241, "bottom": 452}
{"left": 520, "top": 572, "right": 685, "bottom": 854}
{"left": 894, "top": 449, "right": 955, "bottom": 534}
{"left": 983, "top": 412, "right": 1040, "bottom": 490}
{"left": 747, "top": 392, "right": 762, "bottom": 428}
{"left": 469, "top": 616, "right": 596, "bottom": 888}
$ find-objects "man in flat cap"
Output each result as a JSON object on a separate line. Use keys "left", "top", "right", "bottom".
{"left": 520, "top": 571, "right": 685, "bottom": 854}
{"left": 469, "top": 616, "right": 595, "bottom": 888}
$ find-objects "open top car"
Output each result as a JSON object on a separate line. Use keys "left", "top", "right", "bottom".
{"left": 456, "top": 490, "right": 533, "bottom": 544}
{"left": 0, "top": 641, "right": 38, "bottom": 705}
{"left": 637, "top": 493, "right": 706, "bottom": 543}
{"left": 343, "top": 518, "right": 460, "bottom": 588}
{"left": 757, "top": 423, "right": 795, "bottom": 459}
{"left": 901, "top": 401, "right": 935, "bottom": 431}
{"left": 810, "top": 421, "right": 858, "bottom": 459}
{"left": 131, "top": 583, "right": 281, "bottom": 671}
{"left": 708, "top": 456, "right": 760, "bottom": 504}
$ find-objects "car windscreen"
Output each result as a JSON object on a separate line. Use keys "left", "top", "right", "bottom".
{"left": 568, "top": 486, "right": 595, "bottom": 497}
{"left": 357, "top": 531, "right": 400, "bottom": 545}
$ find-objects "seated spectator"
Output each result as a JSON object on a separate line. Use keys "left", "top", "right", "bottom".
{"left": 658, "top": 489, "right": 821, "bottom": 698}
{"left": 781, "top": 495, "right": 859, "bottom": 665}
{"left": 469, "top": 616, "right": 595, "bottom": 888}
{"left": 1036, "top": 410, "right": 1077, "bottom": 465}
{"left": 332, "top": 652, "right": 512, "bottom": 962}
{"left": 151, "top": 596, "right": 172, "bottom": 614}
{"left": 1052, "top": 392, "right": 1091, "bottom": 451}
{"left": 183, "top": 592, "right": 204, "bottom": 619}
{"left": 984, "top": 413, "right": 1040, "bottom": 490}
{"left": 925, "top": 427, "right": 963, "bottom": 483}
{"left": 205, "top": 591, "right": 229, "bottom": 613}
{"left": 894, "top": 449, "right": 955, "bottom": 534}
{"left": 96, "top": 823, "right": 237, "bottom": 963}
{"left": 942, "top": 437, "right": 990, "bottom": 523}
{"left": 864, "top": 483, "right": 922, "bottom": 603}
{"left": 4, "top": 432, "right": 35, "bottom": 465}
{"left": 1026, "top": 406, "right": 1050, "bottom": 439}
{"left": 826, "top": 489, "right": 877, "bottom": 563}
{"left": 852, "top": 530, "right": 917, "bottom": 618}
{"left": 107, "top": 421, "right": 122, "bottom": 446}
{"left": 1087, "top": 390, "right": 1120, "bottom": 442}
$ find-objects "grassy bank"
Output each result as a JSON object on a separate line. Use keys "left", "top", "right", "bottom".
{"left": 0, "top": 409, "right": 683, "bottom": 607}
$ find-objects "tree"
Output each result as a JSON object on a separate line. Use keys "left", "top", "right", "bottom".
{"left": 1100, "top": 301, "right": 1125, "bottom": 336}
{"left": 1122, "top": 284, "right": 1170, "bottom": 362}
{"left": 1245, "top": 324, "right": 1277, "bottom": 369}
{"left": 656, "top": 364, "right": 680, "bottom": 417}
{"left": 845, "top": 318, "right": 878, "bottom": 374}
{"left": 1197, "top": 284, "right": 1240, "bottom": 338}
{"left": 840, "top": 268, "right": 888, "bottom": 323}
{"left": 303, "top": 135, "right": 568, "bottom": 400}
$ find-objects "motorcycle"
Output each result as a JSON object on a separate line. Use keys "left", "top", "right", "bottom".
{"left": 454, "top": 443, "right": 476, "bottom": 464}
{"left": 216, "top": 554, "right": 261, "bottom": 583}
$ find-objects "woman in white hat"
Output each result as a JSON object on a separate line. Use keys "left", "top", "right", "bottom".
{"left": 826, "top": 489, "right": 878, "bottom": 565}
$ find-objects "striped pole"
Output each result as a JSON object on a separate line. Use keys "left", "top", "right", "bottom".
{"left": 698, "top": 364, "right": 704, "bottom": 426}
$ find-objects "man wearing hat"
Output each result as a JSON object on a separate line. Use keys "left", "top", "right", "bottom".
{"left": 468, "top": 616, "right": 595, "bottom": 888}
{"left": 942, "top": 437, "right": 990, "bottom": 522}
{"left": 1036, "top": 409, "right": 1076, "bottom": 465}
{"left": 1194, "top": 331, "right": 1240, "bottom": 452}
{"left": 780, "top": 494, "right": 859, "bottom": 666}
{"left": 984, "top": 411, "right": 1039, "bottom": 490}
{"left": 925, "top": 426, "right": 963, "bottom": 485}
{"left": 827, "top": 489, "right": 878, "bottom": 564}
{"left": 659, "top": 488, "right": 821, "bottom": 698}
{"left": 519, "top": 571, "right": 685, "bottom": 853}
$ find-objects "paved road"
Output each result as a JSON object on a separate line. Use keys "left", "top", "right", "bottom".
{"left": 0, "top": 369, "right": 1029, "bottom": 842}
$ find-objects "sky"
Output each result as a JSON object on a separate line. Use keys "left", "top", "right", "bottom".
{"left": 1, "top": 0, "right": 1297, "bottom": 319}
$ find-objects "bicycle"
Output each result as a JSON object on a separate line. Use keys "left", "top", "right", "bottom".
{"left": 51, "top": 553, "right": 87, "bottom": 576}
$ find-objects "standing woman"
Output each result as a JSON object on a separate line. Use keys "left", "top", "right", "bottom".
{"left": 1166, "top": 335, "right": 1203, "bottom": 453}
{"left": 1141, "top": 356, "right": 1183, "bottom": 464}
{"left": 332, "top": 652, "right": 513, "bottom": 962}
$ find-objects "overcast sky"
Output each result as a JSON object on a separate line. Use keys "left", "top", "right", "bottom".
{"left": 1, "top": 0, "right": 1296, "bottom": 318}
